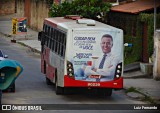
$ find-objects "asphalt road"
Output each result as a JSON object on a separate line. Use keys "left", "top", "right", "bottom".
{"left": 0, "top": 34, "right": 158, "bottom": 113}
{"left": 0, "top": 20, "right": 12, "bottom": 36}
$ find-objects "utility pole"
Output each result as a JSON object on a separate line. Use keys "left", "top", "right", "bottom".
{"left": 153, "top": 0, "right": 160, "bottom": 80}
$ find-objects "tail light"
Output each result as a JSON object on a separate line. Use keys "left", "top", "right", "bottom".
{"left": 114, "top": 62, "right": 122, "bottom": 79}
{"left": 67, "top": 61, "right": 74, "bottom": 79}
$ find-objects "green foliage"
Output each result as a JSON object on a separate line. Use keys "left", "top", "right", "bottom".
{"left": 123, "top": 13, "right": 160, "bottom": 64}
{"left": 109, "top": 12, "right": 160, "bottom": 64}
{"left": 49, "top": 0, "right": 111, "bottom": 22}
{"left": 35, "top": 0, "right": 53, "bottom": 6}
{"left": 125, "top": 87, "right": 137, "bottom": 93}
{"left": 46, "top": 0, "right": 53, "bottom": 7}
{"left": 124, "top": 35, "right": 142, "bottom": 64}
{"left": 107, "top": 12, "right": 142, "bottom": 64}
{"left": 139, "top": 13, "right": 160, "bottom": 57}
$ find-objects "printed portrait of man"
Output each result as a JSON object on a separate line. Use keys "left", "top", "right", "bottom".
{"left": 75, "top": 34, "right": 122, "bottom": 81}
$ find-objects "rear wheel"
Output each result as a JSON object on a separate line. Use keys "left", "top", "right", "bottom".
{"left": 55, "top": 79, "right": 63, "bottom": 95}
{"left": 55, "top": 73, "right": 63, "bottom": 95}
{"left": 46, "top": 77, "right": 52, "bottom": 85}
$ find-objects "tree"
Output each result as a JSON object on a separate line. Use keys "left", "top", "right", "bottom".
{"left": 49, "top": 0, "right": 111, "bottom": 23}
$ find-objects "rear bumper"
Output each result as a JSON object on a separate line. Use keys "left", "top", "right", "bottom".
{"left": 64, "top": 75, "right": 123, "bottom": 89}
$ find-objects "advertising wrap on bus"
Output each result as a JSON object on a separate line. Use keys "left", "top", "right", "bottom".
{"left": 67, "top": 30, "right": 123, "bottom": 82}
{"left": 39, "top": 17, "right": 124, "bottom": 95}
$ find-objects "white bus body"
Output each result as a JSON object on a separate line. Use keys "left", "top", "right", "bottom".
{"left": 39, "top": 16, "right": 123, "bottom": 95}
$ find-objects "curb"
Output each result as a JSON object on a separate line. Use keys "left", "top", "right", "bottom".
{"left": 17, "top": 42, "right": 41, "bottom": 54}
{"left": 0, "top": 32, "right": 41, "bottom": 54}
{"left": 123, "top": 74, "right": 152, "bottom": 79}
{"left": 0, "top": 32, "right": 12, "bottom": 37}
{"left": 123, "top": 87, "right": 144, "bottom": 100}
{"left": 124, "top": 87, "right": 158, "bottom": 104}
{"left": 124, "top": 62, "right": 140, "bottom": 72}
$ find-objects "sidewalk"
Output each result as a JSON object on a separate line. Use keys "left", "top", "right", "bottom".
{"left": 0, "top": 15, "right": 40, "bottom": 52}
{"left": 0, "top": 15, "right": 160, "bottom": 104}
{"left": 124, "top": 78, "right": 160, "bottom": 103}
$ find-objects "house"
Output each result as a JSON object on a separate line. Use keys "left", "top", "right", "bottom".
{"left": 0, "top": 0, "right": 133, "bottom": 31}
{"left": 108, "top": 0, "right": 160, "bottom": 64}
{"left": 16, "top": 0, "right": 65, "bottom": 31}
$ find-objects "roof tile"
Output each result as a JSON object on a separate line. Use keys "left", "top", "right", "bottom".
{"left": 111, "top": 0, "right": 160, "bottom": 14}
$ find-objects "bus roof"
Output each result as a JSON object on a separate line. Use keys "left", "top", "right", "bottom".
{"left": 44, "top": 17, "right": 122, "bottom": 32}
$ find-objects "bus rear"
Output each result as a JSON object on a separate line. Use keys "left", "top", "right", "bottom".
{"left": 39, "top": 17, "right": 123, "bottom": 96}
{"left": 64, "top": 27, "right": 123, "bottom": 96}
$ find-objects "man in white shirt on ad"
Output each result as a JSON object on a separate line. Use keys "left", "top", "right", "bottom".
{"left": 84, "top": 34, "right": 121, "bottom": 81}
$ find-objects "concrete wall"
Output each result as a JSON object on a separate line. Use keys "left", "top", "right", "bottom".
{"left": 16, "top": 0, "right": 49, "bottom": 31}
{"left": 30, "top": 0, "right": 49, "bottom": 31}
{"left": 16, "top": 0, "right": 25, "bottom": 17}
{"left": 0, "top": 0, "right": 15, "bottom": 15}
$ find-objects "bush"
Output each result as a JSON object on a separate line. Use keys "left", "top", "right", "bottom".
{"left": 139, "top": 13, "right": 160, "bottom": 57}
{"left": 49, "top": 0, "right": 111, "bottom": 23}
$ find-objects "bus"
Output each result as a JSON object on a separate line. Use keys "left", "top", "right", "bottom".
{"left": 38, "top": 15, "right": 123, "bottom": 96}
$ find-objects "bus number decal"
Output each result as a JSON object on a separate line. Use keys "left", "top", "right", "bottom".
{"left": 88, "top": 83, "right": 100, "bottom": 87}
